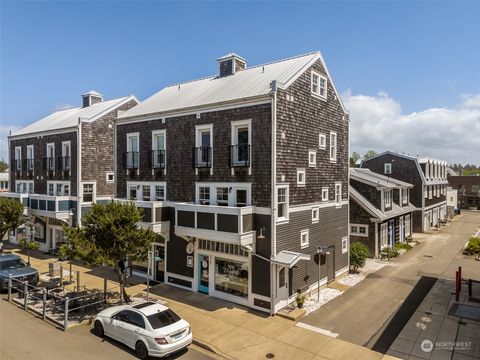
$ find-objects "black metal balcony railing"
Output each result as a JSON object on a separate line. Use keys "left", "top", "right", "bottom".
{"left": 149, "top": 150, "right": 166, "bottom": 169}
{"left": 58, "top": 156, "right": 71, "bottom": 171}
{"left": 229, "top": 144, "right": 250, "bottom": 167}
{"left": 43, "top": 157, "right": 55, "bottom": 171}
{"left": 25, "top": 159, "right": 34, "bottom": 172}
{"left": 123, "top": 152, "right": 139, "bottom": 169}
{"left": 193, "top": 147, "right": 212, "bottom": 168}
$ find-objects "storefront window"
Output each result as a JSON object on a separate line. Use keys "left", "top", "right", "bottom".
{"left": 214, "top": 257, "right": 248, "bottom": 298}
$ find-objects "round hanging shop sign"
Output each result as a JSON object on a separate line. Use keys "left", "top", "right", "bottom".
{"left": 202, "top": 260, "right": 208, "bottom": 268}
{"left": 186, "top": 242, "right": 195, "bottom": 254}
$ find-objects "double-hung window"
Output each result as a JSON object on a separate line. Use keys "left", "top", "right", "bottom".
{"left": 311, "top": 71, "right": 327, "bottom": 99}
{"left": 152, "top": 130, "right": 166, "bottom": 169}
{"left": 329, "top": 131, "right": 337, "bottom": 162}
{"left": 335, "top": 183, "right": 342, "bottom": 205}
{"left": 83, "top": 183, "right": 95, "bottom": 203}
{"left": 46, "top": 143, "right": 55, "bottom": 171}
{"left": 402, "top": 188, "right": 408, "bottom": 204}
{"left": 26, "top": 145, "right": 34, "bottom": 172}
{"left": 277, "top": 186, "right": 288, "bottom": 222}
{"left": 216, "top": 187, "right": 229, "bottom": 206}
{"left": 199, "top": 186, "right": 210, "bottom": 205}
{"left": 351, "top": 224, "right": 368, "bottom": 237}
{"left": 48, "top": 183, "right": 54, "bottom": 196}
{"left": 155, "top": 185, "right": 165, "bottom": 201}
{"left": 384, "top": 163, "right": 392, "bottom": 175}
{"left": 142, "top": 185, "right": 151, "bottom": 201}
{"left": 385, "top": 190, "right": 392, "bottom": 208}
{"left": 15, "top": 147, "right": 22, "bottom": 171}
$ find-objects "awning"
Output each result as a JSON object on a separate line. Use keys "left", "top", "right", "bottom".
{"left": 271, "top": 250, "right": 311, "bottom": 268}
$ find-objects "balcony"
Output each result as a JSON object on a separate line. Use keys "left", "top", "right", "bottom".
{"left": 25, "top": 159, "right": 34, "bottom": 177}
{"left": 149, "top": 150, "right": 166, "bottom": 170}
{"left": 58, "top": 156, "right": 71, "bottom": 172}
{"left": 193, "top": 147, "right": 211, "bottom": 168}
{"left": 123, "top": 152, "right": 139, "bottom": 169}
{"left": 29, "top": 194, "right": 75, "bottom": 220}
{"left": 174, "top": 203, "right": 255, "bottom": 246}
{"left": 14, "top": 160, "right": 22, "bottom": 175}
{"left": 43, "top": 157, "right": 55, "bottom": 176}
{"left": 116, "top": 198, "right": 169, "bottom": 233}
{"left": 0, "top": 192, "right": 29, "bottom": 214}
{"left": 229, "top": 144, "right": 250, "bottom": 167}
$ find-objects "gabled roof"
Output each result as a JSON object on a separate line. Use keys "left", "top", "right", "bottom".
{"left": 11, "top": 96, "right": 137, "bottom": 138}
{"left": 118, "top": 51, "right": 347, "bottom": 120}
{"left": 350, "top": 168, "right": 413, "bottom": 188}
{"left": 350, "top": 186, "right": 417, "bottom": 221}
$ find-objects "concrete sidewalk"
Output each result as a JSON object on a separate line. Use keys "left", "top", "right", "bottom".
{"left": 5, "top": 247, "right": 396, "bottom": 360}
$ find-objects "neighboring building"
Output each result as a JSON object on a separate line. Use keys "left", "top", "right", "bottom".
{"left": 115, "top": 52, "right": 349, "bottom": 314}
{"left": 349, "top": 168, "right": 415, "bottom": 257}
{"left": 361, "top": 152, "right": 448, "bottom": 232}
{"left": 448, "top": 176, "right": 480, "bottom": 210}
{"left": 446, "top": 187, "right": 458, "bottom": 219}
{"left": 1, "top": 91, "right": 138, "bottom": 251}
{"left": 0, "top": 172, "right": 8, "bottom": 192}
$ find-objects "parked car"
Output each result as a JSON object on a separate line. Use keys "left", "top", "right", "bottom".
{"left": 0, "top": 254, "right": 39, "bottom": 291}
{"left": 93, "top": 301, "right": 192, "bottom": 359}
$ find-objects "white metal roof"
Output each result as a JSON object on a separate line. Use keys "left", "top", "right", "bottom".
{"left": 11, "top": 96, "right": 134, "bottom": 138}
{"left": 350, "top": 168, "right": 413, "bottom": 188}
{"left": 118, "top": 52, "right": 338, "bottom": 119}
{"left": 271, "top": 250, "right": 311, "bottom": 268}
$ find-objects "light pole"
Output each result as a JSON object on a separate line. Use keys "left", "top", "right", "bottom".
{"left": 23, "top": 225, "right": 37, "bottom": 266}
{"left": 146, "top": 249, "right": 159, "bottom": 300}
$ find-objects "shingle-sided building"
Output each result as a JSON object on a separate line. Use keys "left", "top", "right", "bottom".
{"left": 361, "top": 152, "right": 448, "bottom": 232}
{"left": 115, "top": 52, "right": 349, "bottom": 314}
{"left": 3, "top": 91, "right": 138, "bottom": 251}
{"left": 349, "top": 168, "right": 415, "bottom": 257}
{"left": 448, "top": 176, "right": 480, "bottom": 210}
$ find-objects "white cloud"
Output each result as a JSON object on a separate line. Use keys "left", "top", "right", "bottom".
{"left": 345, "top": 91, "right": 480, "bottom": 165}
{"left": 0, "top": 125, "right": 21, "bottom": 163}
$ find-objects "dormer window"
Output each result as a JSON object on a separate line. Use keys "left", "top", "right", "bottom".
{"left": 384, "top": 190, "right": 392, "bottom": 208}
{"left": 384, "top": 163, "right": 392, "bottom": 175}
{"left": 311, "top": 71, "right": 327, "bottom": 99}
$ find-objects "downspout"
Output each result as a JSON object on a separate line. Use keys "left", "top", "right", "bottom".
{"left": 270, "top": 80, "right": 278, "bottom": 315}
{"left": 8, "top": 131, "right": 11, "bottom": 192}
{"left": 77, "top": 117, "right": 82, "bottom": 226}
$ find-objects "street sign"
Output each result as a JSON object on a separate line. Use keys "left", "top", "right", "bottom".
{"left": 125, "top": 265, "right": 132, "bottom": 279}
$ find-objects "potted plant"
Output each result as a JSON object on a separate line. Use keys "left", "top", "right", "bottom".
{"left": 296, "top": 293, "right": 306, "bottom": 308}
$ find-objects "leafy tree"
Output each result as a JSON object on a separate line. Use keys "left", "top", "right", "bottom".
{"left": 349, "top": 242, "right": 369, "bottom": 273}
{"left": 363, "top": 150, "right": 377, "bottom": 160}
{"left": 19, "top": 238, "right": 40, "bottom": 265}
{"left": 0, "top": 160, "right": 8, "bottom": 173}
{"left": 0, "top": 197, "right": 25, "bottom": 241}
{"left": 349, "top": 151, "right": 361, "bottom": 167}
{"left": 61, "top": 201, "right": 157, "bottom": 302}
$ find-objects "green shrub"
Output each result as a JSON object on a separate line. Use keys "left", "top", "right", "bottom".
{"left": 385, "top": 247, "right": 399, "bottom": 258}
{"left": 395, "top": 242, "right": 412, "bottom": 251}
{"left": 350, "top": 242, "right": 369, "bottom": 272}
{"left": 465, "top": 237, "right": 480, "bottom": 255}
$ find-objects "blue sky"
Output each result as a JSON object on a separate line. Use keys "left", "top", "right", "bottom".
{"left": 1, "top": 1, "right": 479, "bottom": 164}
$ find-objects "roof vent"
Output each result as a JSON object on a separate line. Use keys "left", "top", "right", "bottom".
{"left": 82, "top": 90, "right": 103, "bottom": 107}
{"left": 217, "top": 53, "right": 247, "bottom": 77}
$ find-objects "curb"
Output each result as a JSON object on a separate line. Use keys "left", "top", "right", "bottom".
{"left": 192, "top": 339, "right": 236, "bottom": 360}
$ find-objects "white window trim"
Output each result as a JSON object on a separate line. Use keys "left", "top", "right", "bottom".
{"left": 380, "top": 223, "right": 388, "bottom": 249}
{"left": 47, "top": 181, "right": 71, "bottom": 196}
{"left": 335, "top": 182, "right": 342, "bottom": 206}
{"left": 230, "top": 119, "right": 252, "bottom": 175}
{"left": 311, "top": 206, "right": 319, "bottom": 223}
{"left": 15, "top": 180, "right": 34, "bottom": 194}
{"left": 106, "top": 172, "right": 114, "bottom": 183}
{"left": 300, "top": 229, "right": 310, "bottom": 249}
{"left": 308, "top": 150, "right": 316, "bottom": 167}
{"left": 126, "top": 181, "right": 167, "bottom": 202}
{"left": 126, "top": 132, "right": 140, "bottom": 172}
{"left": 276, "top": 184, "right": 289, "bottom": 223}
{"left": 195, "top": 124, "right": 213, "bottom": 175}
{"left": 350, "top": 224, "right": 368, "bottom": 237}
{"left": 46, "top": 143, "right": 55, "bottom": 171}
{"left": 26, "top": 145, "right": 34, "bottom": 173}
{"left": 297, "top": 168, "right": 306, "bottom": 187}
{"left": 195, "top": 182, "right": 251, "bottom": 207}
{"left": 385, "top": 189, "right": 392, "bottom": 208}
{"left": 319, "top": 133, "right": 326, "bottom": 150}
{"left": 342, "top": 237, "right": 348, "bottom": 254}
{"left": 61, "top": 141, "right": 71, "bottom": 157}
{"left": 311, "top": 70, "right": 327, "bottom": 100}
{"left": 322, "top": 187, "right": 329, "bottom": 202}
{"left": 405, "top": 214, "right": 411, "bottom": 236}
{"left": 402, "top": 188, "right": 408, "bottom": 204}
{"left": 151, "top": 129, "right": 167, "bottom": 173}
{"left": 81, "top": 182, "right": 96, "bottom": 204}
{"left": 329, "top": 131, "right": 337, "bottom": 163}
{"left": 384, "top": 163, "right": 392, "bottom": 175}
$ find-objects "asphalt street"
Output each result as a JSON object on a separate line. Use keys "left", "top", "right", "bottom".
{"left": 0, "top": 295, "right": 217, "bottom": 360}
{"left": 301, "top": 211, "right": 480, "bottom": 349}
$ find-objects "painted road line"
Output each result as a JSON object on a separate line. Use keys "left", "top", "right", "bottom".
{"left": 295, "top": 322, "right": 339, "bottom": 338}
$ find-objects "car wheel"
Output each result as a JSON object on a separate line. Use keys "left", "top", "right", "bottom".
{"left": 93, "top": 321, "right": 104, "bottom": 337}
{"left": 135, "top": 341, "right": 149, "bottom": 360}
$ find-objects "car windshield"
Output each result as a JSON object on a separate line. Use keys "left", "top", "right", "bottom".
{"left": 0, "top": 258, "right": 27, "bottom": 270}
{"left": 146, "top": 309, "right": 181, "bottom": 329}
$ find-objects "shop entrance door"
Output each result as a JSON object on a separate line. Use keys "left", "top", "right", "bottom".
{"left": 155, "top": 245, "right": 165, "bottom": 282}
{"left": 198, "top": 254, "right": 209, "bottom": 294}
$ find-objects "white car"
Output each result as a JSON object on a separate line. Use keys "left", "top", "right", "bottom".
{"left": 93, "top": 301, "right": 192, "bottom": 359}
